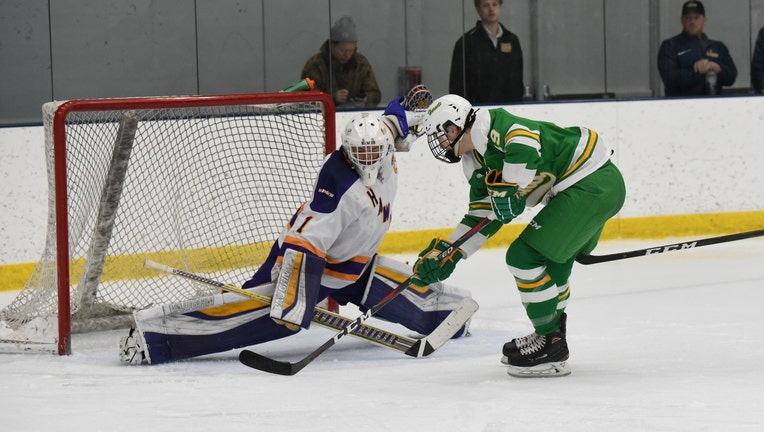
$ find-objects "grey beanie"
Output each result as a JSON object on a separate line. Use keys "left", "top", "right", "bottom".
{"left": 331, "top": 16, "right": 357, "bottom": 43}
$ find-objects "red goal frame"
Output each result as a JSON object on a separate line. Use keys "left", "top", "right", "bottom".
{"left": 51, "top": 92, "right": 336, "bottom": 354}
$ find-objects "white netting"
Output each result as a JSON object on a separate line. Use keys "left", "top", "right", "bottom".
{"left": 0, "top": 95, "right": 330, "bottom": 349}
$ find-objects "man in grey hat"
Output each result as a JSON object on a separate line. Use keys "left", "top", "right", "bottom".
{"left": 301, "top": 15, "right": 381, "bottom": 108}
{"left": 657, "top": 1, "right": 737, "bottom": 96}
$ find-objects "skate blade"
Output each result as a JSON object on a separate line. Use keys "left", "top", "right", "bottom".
{"left": 506, "top": 361, "right": 571, "bottom": 378}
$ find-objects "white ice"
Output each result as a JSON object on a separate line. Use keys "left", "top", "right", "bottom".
{"left": 2, "top": 236, "right": 763, "bottom": 432}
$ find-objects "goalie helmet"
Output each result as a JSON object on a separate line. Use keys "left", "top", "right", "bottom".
{"left": 342, "top": 113, "right": 393, "bottom": 187}
{"left": 423, "top": 94, "right": 476, "bottom": 164}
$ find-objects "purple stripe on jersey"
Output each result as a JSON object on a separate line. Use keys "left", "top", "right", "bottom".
{"left": 310, "top": 150, "right": 358, "bottom": 214}
{"left": 325, "top": 259, "right": 368, "bottom": 279}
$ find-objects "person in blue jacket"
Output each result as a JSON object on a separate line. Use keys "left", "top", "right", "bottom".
{"left": 657, "top": 1, "right": 737, "bottom": 96}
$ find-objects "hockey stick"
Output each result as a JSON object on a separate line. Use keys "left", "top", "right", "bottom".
{"left": 575, "top": 229, "right": 764, "bottom": 265}
{"left": 142, "top": 259, "right": 475, "bottom": 357}
{"left": 240, "top": 217, "right": 492, "bottom": 375}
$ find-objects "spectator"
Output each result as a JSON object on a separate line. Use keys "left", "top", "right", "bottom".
{"left": 449, "top": 0, "right": 524, "bottom": 103}
{"left": 752, "top": 26, "right": 764, "bottom": 94}
{"left": 301, "top": 15, "right": 381, "bottom": 108}
{"left": 657, "top": 1, "right": 737, "bottom": 96}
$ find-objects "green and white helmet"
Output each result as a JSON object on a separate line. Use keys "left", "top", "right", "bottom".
{"left": 423, "top": 94, "right": 476, "bottom": 163}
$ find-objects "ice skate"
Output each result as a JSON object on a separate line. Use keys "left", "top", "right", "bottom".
{"left": 501, "top": 312, "right": 566, "bottom": 364}
{"left": 502, "top": 313, "right": 570, "bottom": 377}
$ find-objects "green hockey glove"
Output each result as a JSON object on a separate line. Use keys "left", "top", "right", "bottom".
{"left": 412, "top": 238, "right": 464, "bottom": 286}
{"left": 485, "top": 169, "right": 526, "bottom": 224}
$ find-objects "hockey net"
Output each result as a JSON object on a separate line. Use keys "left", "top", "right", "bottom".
{"left": 0, "top": 92, "right": 336, "bottom": 354}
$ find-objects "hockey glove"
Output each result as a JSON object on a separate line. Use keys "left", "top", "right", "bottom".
{"left": 485, "top": 169, "right": 526, "bottom": 224}
{"left": 412, "top": 238, "right": 464, "bottom": 286}
{"left": 383, "top": 97, "right": 410, "bottom": 137}
{"left": 403, "top": 84, "right": 433, "bottom": 111}
{"left": 403, "top": 84, "right": 432, "bottom": 137}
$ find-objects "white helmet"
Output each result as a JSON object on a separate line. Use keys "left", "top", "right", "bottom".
{"left": 342, "top": 113, "right": 393, "bottom": 186}
{"left": 423, "top": 94, "right": 476, "bottom": 163}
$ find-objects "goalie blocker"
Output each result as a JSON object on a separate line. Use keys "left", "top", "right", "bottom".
{"left": 122, "top": 255, "right": 473, "bottom": 364}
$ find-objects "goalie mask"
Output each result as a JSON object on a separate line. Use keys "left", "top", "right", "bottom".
{"left": 423, "top": 94, "right": 476, "bottom": 164}
{"left": 342, "top": 113, "right": 393, "bottom": 187}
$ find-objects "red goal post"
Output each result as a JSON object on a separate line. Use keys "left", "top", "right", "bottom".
{"left": 0, "top": 92, "right": 336, "bottom": 354}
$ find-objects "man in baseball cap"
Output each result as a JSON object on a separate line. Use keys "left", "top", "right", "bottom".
{"left": 681, "top": 1, "right": 705, "bottom": 17}
{"left": 657, "top": 0, "right": 737, "bottom": 96}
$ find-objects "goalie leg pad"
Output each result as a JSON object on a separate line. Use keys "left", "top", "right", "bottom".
{"left": 129, "top": 287, "right": 296, "bottom": 364}
{"left": 270, "top": 248, "right": 326, "bottom": 329}
{"left": 242, "top": 241, "right": 281, "bottom": 288}
{"left": 360, "top": 255, "right": 474, "bottom": 337}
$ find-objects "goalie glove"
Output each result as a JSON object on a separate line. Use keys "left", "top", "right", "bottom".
{"left": 412, "top": 238, "right": 464, "bottom": 286}
{"left": 402, "top": 84, "right": 433, "bottom": 111}
{"left": 383, "top": 97, "right": 411, "bottom": 139}
{"left": 403, "top": 84, "right": 432, "bottom": 137}
{"left": 485, "top": 169, "right": 526, "bottom": 224}
{"left": 382, "top": 84, "right": 433, "bottom": 151}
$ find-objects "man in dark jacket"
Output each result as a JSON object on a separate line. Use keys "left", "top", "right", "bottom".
{"left": 752, "top": 26, "right": 764, "bottom": 94}
{"left": 449, "top": 0, "right": 524, "bottom": 104}
{"left": 301, "top": 16, "right": 381, "bottom": 108}
{"left": 657, "top": 1, "right": 737, "bottom": 96}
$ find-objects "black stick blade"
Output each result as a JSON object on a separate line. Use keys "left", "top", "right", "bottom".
{"left": 239, "top": 350, "right": 301, "bottom": 376}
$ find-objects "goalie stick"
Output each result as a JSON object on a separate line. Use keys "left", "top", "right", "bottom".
{"left": 142, "top": 259, "right": 475, "bottom": 358}
{"left": 240, "top": 217, "right": 492, "bottom": 375}
{"left": 575, "top": 229, "right": 764, "bottom": 265}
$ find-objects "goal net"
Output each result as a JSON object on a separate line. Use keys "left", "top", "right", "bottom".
{"left": 0, "top": 92, "right": 336, "bottom": 354}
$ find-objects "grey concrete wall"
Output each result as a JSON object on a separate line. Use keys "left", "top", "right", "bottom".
{"left": 1, "top": 0, "right": 52, "bottom": 125}
{"left": 1, "top": 0, "right": 763, "bottom": 125}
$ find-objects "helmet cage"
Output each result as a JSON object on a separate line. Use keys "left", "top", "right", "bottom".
{"left": 426, "top": 109, "right": 476, "bottom": 164}
{"left": 342, "top": 114, "right": 393, "bottom": 186}
{"left": 423, "top": 95, "right": 476, "bottom": 164}
{"left": 426, "top": 121, "right": 461, "bottom": 164}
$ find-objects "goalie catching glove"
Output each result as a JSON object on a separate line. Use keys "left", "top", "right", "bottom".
{"left": 485, "top": 169, "right": 526, "bottom": 224}
{"left": 412, "top": 238, "right": 464, "bottom": 286}
{"left": 403, "top": 84, "right": 433, "bottom": 111}
{"left": 382, "top": 84, "right": 433, "bottom": 151}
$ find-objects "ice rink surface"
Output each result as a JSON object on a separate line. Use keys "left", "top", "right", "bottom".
{"left": 2, "top": 237, "right": 764, "bottom": 432}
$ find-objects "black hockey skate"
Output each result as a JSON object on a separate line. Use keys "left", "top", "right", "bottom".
{"left": 502, "top": 313, "right": 570, "bottom": 377}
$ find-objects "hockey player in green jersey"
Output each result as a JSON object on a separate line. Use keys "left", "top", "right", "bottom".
{"left": 414, "top": 94, "right": 626, "bottom": 377}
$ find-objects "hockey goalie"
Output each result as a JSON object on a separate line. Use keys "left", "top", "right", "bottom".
{"left": 119, "top": 86, "right": 479, "bottom": 365}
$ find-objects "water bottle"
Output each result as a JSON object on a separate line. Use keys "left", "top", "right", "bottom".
{"left": 523, "top": 85, "right": 534, "bottom": 101}
{"left": 542, "top": 85, "right": 551, "bottom": 100}
{"left": 706, "top": 71, "right": 717, "bottom": 95}
{"left": 281, "top": 78, "right": 315, "bottom": 92}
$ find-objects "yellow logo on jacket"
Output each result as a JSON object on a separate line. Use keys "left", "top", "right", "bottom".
{"left": 500, "top": 43, "right": 513, "bottom": 53}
